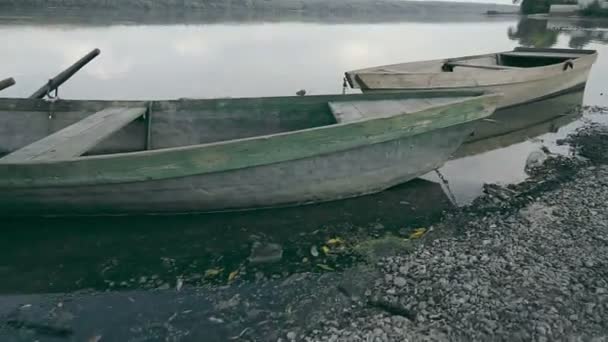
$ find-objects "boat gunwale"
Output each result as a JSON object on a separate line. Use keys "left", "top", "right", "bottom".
{"left": 0, "top": 89, "right": 489, "bottom": 111}
{"left": 346, "top": 48, "right": 598, "bottom": 89}
{"left": 0, "top": 92, "right": 501, "bottom": 188}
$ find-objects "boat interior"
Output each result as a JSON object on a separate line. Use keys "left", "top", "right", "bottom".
{"left": 0, "top": 91, "right": 481, "bottom": 162}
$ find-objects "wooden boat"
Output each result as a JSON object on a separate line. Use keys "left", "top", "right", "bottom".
{"left": 345, "top": 47, "right": 597, "bottom": 109}
{"left": 0, "top": 91, "right": 499, "bottom": 216}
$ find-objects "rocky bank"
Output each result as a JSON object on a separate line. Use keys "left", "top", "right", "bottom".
{"left": 298, "top": 124, "right": 608, "bottom": 341}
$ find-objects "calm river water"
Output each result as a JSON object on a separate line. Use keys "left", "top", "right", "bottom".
{"left": 0, "top": 11, "right": 607, "bottom": 307}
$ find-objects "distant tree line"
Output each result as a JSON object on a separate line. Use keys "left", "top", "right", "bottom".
{"left": 514, "top": 0, "right": 576, "bottom": 14}
{"left": 580, "top": 0, "right": 608, "bottom": 16}
{"left": 515, "top": 0, "right": 608, "bottom": 15}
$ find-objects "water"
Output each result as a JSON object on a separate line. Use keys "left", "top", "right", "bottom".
{"left": 1, "top": 12, "right": 608, "bottom": 337}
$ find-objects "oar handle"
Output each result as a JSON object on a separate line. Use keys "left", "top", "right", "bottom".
{"left": 0, "top": 77, "right": 15, "bottom": 92}
{"left": 29, "top": 48, "right": 100, "bottom": 99}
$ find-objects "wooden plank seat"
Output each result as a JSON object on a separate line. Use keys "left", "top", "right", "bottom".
{"left": 328, "top": 98, "right": 466, "bottom": 123}
{"left": 443, "top": 62, "right": 517, "bottom": 71}
{"left": 0, "top": 107, "right": 146, "bottom": 163}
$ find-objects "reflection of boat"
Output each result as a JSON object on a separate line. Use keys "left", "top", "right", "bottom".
{"left": 0, "top": 92, "right": 498, "bottom": 216}
{"left": 453, "top": 90, "right": 584, "bottom": 158}
{"left": 0, "top": 178, "right": 449, "bottom": 294}
{"left": 345, "top": 47, "right": 597, "bottom": 108}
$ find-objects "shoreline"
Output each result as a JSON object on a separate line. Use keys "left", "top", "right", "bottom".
{"left": 0, "top": 1, "right": 518, "bottom": 25}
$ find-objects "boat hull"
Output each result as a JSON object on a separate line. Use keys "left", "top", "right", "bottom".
{"left": 357, "top": 65, "right": 592, "bottom": 109}
{"left": 0, "top": 121, "right": 475, "bottom": 216}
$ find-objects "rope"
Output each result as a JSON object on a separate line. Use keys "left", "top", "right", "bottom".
{"left": 434, "top": 169, "right": 459, "bottom": 207}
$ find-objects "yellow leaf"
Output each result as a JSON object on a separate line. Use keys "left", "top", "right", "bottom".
{"left": 228, "top": 270, "right": 238, "bottom": 281}
{"left": 316, "top": 264, "right": 335, "bottom": 271}
{"left": 204, "top": 268, "right": 223, "bottom": 278}
{"left": 326, "top": 238, "right": 343, "bottom": 246}
{"left": 409, "top": 228, "right": 427, "bottom": 240}
{"left": 321, "top": 245, "right": 331, "bottom": 254}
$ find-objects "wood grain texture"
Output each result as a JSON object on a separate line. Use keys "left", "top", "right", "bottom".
{"left": 0, "top": 107, "right": 145, "bottom": 163}
{"left": 0, "top": 92, "right": 499, "bottom": 188}
{"left": 328, "top": 97, "right": 467, "bottom": 123}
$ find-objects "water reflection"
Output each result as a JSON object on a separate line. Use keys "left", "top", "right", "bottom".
{"left": 428, "top": 90, "right": 587, "bottom": 204}
{"left": 455, "top": 90, "right": 584, "bottom": 158}
{"left": 0, "top": 20, "right": 518, "bottom": 100}
{"left": 0, "top": 179, "right": 449, "bottom": 294}
{"left": 508, "top": 18, "right": 559, "bottom": 47}
{"left": 508, "top": 17, "right": 608, "bottom": 49}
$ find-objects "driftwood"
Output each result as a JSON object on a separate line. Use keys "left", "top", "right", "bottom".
{"left": 29, "top": 48, "right": 100, "bottom": 99}
{"left": 0, "top": 77, "right": 15, "bottom": 92}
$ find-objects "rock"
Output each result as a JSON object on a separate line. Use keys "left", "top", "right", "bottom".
{"left": 536, "top": 325, "right": 547, "bottom": 336}
{"left": 371, "top": 222, "right": 385, "bottom": 230}
{"left": 525, "top": 149, "right": 548, "bottom": 171}
{"left": 393, "top": 277, "right": 407, "bottom": 287}
{"left": 249, "top": 242, "right": 283, "bottom": 264}
{"left": 287, "top": 331, "right": 296, "bottom": 340}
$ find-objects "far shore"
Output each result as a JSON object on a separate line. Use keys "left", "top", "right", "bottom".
{"left": 0, "top": 0, "right": 519, "bottom": 25}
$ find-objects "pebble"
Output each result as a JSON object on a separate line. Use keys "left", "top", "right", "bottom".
{"left": 393, "top": 277, "right": 406, "bottom": 287}
{"left": 249, "top": 242, "right": 283, "bottom": 264}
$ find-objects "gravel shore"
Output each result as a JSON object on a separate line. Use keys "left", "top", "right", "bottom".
{"left": 301, "top": 124, "right": 608, "bottom": 342}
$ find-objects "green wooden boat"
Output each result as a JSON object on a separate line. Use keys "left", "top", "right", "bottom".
{"left": 0, "top": 91, "right": 499, "bottom": 216}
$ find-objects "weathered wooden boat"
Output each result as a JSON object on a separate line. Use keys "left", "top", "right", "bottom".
{"left": 345, "top": 47, "right": 597, "bottom": 109}
{"left": 0, "top": 91, "right": 499, "bottom": 216}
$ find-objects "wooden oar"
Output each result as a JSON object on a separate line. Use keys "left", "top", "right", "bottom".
{"left": 0, "top": 77, "right": 15, "bottom": 92}
{"left": 29, "top": 48, "right": 100, "bottom": 99}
